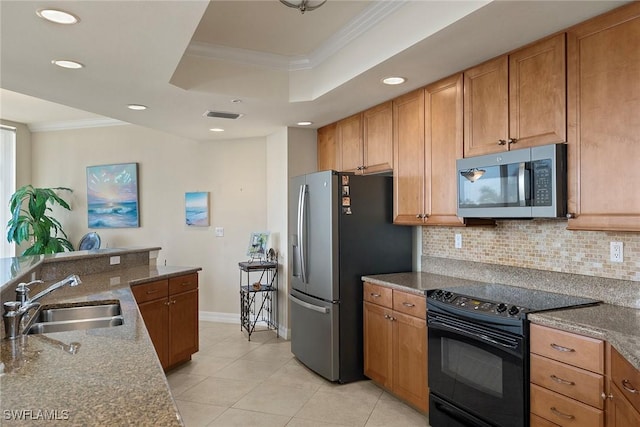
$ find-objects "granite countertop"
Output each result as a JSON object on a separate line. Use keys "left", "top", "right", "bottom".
{"left": 529, "top": 304, "right": 640, "bottom": 371}
{"left": 0, "top": 264, "right": 200, "bottom": 426}
{"left": 363, "top": 272, "right": 640, "bottom": 372}
{"left": 362, "top": 271, "right": 482, "bottom": 296}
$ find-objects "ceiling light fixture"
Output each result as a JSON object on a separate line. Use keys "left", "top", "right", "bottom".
{"left": 230, "top": 99, "right": 242, "bottom": 104}
{"left": 36, "top": 9, "right": 79, "bottom": 25}
{"left": 297, "top": 121, "right": 313, "bottom": 126}
{"left": 382, "top": 76, "right": 406, "bottom": 85}
{"left": 127, "top": 104, "right": 147, "bottom": 111}
{"left": 279, "top": 0, "right": 326, "bottom": 14}
{"left": 51, "top": 60, "right": 83, "bottom": 69}
{"left": 209, "top": 128, "right": 225, "bottom": 132}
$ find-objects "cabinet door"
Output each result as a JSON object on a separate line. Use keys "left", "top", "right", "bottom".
{"left": 317, "top": 123, "right": 339, "bottom": 171}
{"left": 509, "top": 34, "right": 566, "bottom": 149}
{"left": 363, "top": 301, "right": 393, "bottom": 388}
{"left": 566, "top": 3, "right": 640, "bottom": 231}
{"left": 424, "top": 73, "right": 464, "bottom": 226}
{"left": 138, "top": 298, "right": 170, "bottom": 369}
{"left": 363, "top": 101, "right": 393, "bottom": 174}
{"left": 464, "top": 55, "right": 509, "bottom": 157}
{"left": 338, "top": 113, "right": 363, "bottom": 173}
{"left": 169, "top": 289, "right": 199, "bottom": 367}
{"left": 607, "top": 383, "right": 640, "bottom": 427}
{"left": 393, "top": 89, "right": 426, "bottom": 225}
{"left": 392, "top": 311, "right": 428, "bottom": 412}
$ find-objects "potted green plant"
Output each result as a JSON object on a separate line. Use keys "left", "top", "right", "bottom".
{"left": 6, "top": 185, "right": 74, "bottom": 255}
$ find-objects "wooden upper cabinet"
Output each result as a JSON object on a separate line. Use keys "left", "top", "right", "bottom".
{"left": 464, "top": 56, "right": 509, "bottom": 156}
{"left": 509, "top": 33, "right": 566, "bottom": 148}
{"left": 566, "top": 2, "right": 640, "bottom": 231}
{"left": 424, "top": 74, "right": 465, "bottom": 226}
{"left": 317, "top": 123, "right": 339, "bottom": 171}
{"left": 337, "top": 113, "right": 363, "bottom": 173}
{"left": 363, "top": 101, "right": 393, "bottom": 174}
{"left": 464, "top": 34, "right": 567, "bottom": 157}
{"left": 393, "top": 89, "right": 426, "bottom": 225}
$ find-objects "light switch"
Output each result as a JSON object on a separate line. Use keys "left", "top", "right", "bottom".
{"left": 215, "top": 227, "right": 224, "bottom": 237}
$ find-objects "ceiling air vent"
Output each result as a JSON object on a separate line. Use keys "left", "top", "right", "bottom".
{"left": 204, "top": 110, "right": 244, "bottom": 120}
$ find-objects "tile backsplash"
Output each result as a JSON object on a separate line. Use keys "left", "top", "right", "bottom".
{"left": 422, "top": 220, "right": 640, "bottom": 282}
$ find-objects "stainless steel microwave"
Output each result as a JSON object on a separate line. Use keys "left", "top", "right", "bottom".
{"left": 456, "top": 144, "right": 567, "bottom": 218}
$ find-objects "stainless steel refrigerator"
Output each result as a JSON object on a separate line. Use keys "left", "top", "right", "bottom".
{"left": 289, "top": 170, "right": 412, "bottom": 383}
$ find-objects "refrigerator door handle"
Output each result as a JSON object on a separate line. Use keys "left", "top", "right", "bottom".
{"left": 289, "top": 294, "right": 329, "bottom": 314}
{"left": 297, "top": 184, "right": 308, "bottom": 283}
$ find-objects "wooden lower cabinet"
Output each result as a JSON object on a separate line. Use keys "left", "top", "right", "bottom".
{"left": 132, "top": 273, "right": 199, "bottom": 370}
{"left": 363, "top": 282, "right": 427, "bottom": 412}
{"left": 607, "top": 344, "right": 640, "bottom": 427}
{"left": 607, "top": 382, "right": 640, "bottom": 427}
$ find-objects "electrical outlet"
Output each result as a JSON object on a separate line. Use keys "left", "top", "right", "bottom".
{"left": 610, "top": 242, "right": 623, "bottom": 263}
{"left": 215, "top": 227, "right": 224, "bottom": 237}
{"left": 455, "top": 234, "right": 462, "bottom": 249}
{"left": 110, "top": 256, "right": 120, "bottom": 265}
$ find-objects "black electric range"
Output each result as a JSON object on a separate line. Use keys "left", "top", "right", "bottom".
{"left": 426, "top": 283, "right": 601, "bottom": 427}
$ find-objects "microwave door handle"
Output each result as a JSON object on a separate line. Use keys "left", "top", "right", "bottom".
{"left": 518, "top": 162, "right": 527, "bottom": 206}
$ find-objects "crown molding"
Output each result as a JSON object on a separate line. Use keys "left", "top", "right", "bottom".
{"left": 28, "top": 118, "right": 128, "bottom": 133}
{"left": 186, "top": 0, "right": 407, "bottom": 72}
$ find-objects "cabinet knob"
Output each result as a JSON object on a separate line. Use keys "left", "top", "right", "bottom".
{"left": 508, "top": 138, "right": 517, "bottom": 144}
{"left": 164, "top": 301, "right": 171, "bottom": 306}
{"left": 498, "top": 139, "right": 507, "bottom": 145}
{"left": 602, "top": 392, "right": 613, "bottom": 400}
{"left": 566, "top": 213, "right": 575, "bottom": 219}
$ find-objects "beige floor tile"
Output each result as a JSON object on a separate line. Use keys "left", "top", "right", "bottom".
{"left": 166, "top": 372, "right": 208, "bottom": 397}
{"left": 172, "top": 354, "right": 236, "bottom": 377}
{"left": 175, "top": 399, "right": 226, "bottom": 427}
{"left": 318, "top": 379, "right": 383, "bottom": 405}
{"left": 178, "top": 376, "right": 258, "bottom": 407}
{"left": 241, "top": 339, "right": 293, "bottom": 363}
{"left": 286, "top": 418, "right": 352, "bottom": 427}
{"left": 204, "top": 339, "right": 262, "bottom": 359}
{"left": 267, "top": 359, "right": 327, "bottom": 390}
{"left": 364, "top": 398, "right": 428, "bottom": 427}
{"left": 233, "top": 382, "right": 317, "bottom": 416}
{"left": 207, "top": 408, "right": 290, "bottom": 427}
{"left": 213, "top": 357, "right": 287, "bottom": 383}
{"left": 295, "top": 390, "right": 378, "bottom": 427}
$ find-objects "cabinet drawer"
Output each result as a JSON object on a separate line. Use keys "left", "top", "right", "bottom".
{"left": 610, "top": 346, "right": 640, "bottom": 413}
{"left": 530, "top": 354, "right": 604, "bottom": 409}
{"left": 169, "top": 273, "right": 198, "bottom": 295}
{"left": 530, "top": 384, "right": 603, "bottom": 427}
{"left": 392, "top": 290, "right": 426, "bottom": 318}
{"left": 132, "top": 279, "right": 168, "bottom": 304}
{"left": 531, "top": 413, "right": 560, "bottom": 427}
{"left": 363, "top": 282, "right": 392, "bottom": 308}
{"left": 530, "top": 324, "right": 604, "bottom": 373}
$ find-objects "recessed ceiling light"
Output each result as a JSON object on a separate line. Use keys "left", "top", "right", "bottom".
{"left": 127, "top": 104, "right": 147, "bottom": 111}
{"left": 230, "top": 99, "right": 242, "bottom": 104}
{"left": 209, "top": 128, "right": 225, "bottom": 132}
{"left": 382, "top": 76, "right": 406, "bottom": 85}
{"left": 36, "top": 9, "right": 79, "bottom": 25}
{"left": 51, "top": 59, "right": 83, "bottom": 69}
{"left": 297, "top": 121, "right": 313, "bottom": 126}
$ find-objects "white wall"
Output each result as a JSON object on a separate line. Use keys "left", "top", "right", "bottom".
{"left": 30, "top": 124, "right": 269, "bottom": 319}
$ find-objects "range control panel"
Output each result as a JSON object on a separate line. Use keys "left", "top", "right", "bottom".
{"left": 428, "top": 289, "right": 526, "bottom": 318}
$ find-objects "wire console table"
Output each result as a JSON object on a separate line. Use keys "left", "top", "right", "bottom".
{"left": 238, "top": 261, "right": 278, "bottom": 341}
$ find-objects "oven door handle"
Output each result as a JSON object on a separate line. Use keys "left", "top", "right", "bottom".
{"left": 428, "top": 318, "right": 520, "bottom": 350}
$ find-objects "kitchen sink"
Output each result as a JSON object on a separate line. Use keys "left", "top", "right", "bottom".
{"left": 25, "top": 300, "right": 124, "bottom": 335}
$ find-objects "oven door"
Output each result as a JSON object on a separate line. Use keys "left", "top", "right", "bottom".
{"left": 427, "top": 311, "right": 526, "bottom": 427}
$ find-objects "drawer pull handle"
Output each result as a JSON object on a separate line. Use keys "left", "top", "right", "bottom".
{"left": 550, "top": 375, "right": 575, "bottom": 386}
{"left": 622, "top": 379, "right": 638, "bottom": 394}
{"left": 370, "top": 293, "right": 381, "bottom": 298}
{"left": 550, "top": 407, "right": 575, "bottom": 420}
{"left": 402, "top": 302, "right": 415, "bottom": 307}
{"left": 146, "top": 289, "right": 159, "bottom": 294}
{"left": 550, "top": 343, "right": 575, "bottom": 353}
{"left": 181, "top": 282, "right": 190, "bottom": 286}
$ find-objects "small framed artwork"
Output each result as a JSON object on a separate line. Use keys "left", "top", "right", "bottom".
{"left": 247, "top": 231, "right": 270, "bottom": 260}
{"left": 86, "top": 163, "right": 140, "bottom": 228}
{"left": 185, "top": 192, "right": 209, "bottom": 227}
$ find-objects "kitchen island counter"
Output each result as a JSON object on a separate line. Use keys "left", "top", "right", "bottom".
{"left": 0, "top": 259, "right": 200, "bottom": 426}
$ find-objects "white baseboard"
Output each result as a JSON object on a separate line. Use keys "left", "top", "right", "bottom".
{"left": 199, "top": 311, "right": 290, "bottom": 340}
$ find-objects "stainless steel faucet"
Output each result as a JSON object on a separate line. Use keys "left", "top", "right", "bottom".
{"left": 2, "top": 274, "right": 82, "bottom": 339}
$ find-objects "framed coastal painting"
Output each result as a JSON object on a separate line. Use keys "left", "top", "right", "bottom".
{"left": 185, "top": 192, "right": 209, "bottom": 227}
{"left": 86, "top": 163, "right": 140, "bottom": 228}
